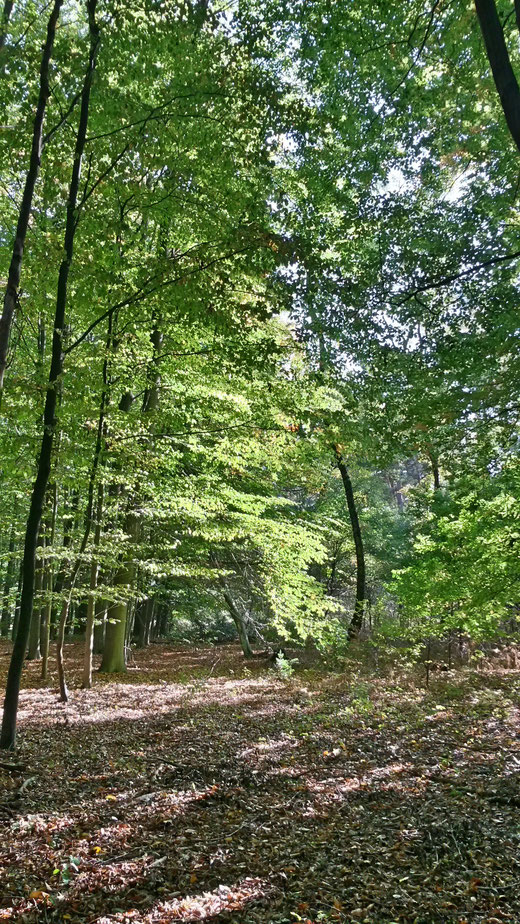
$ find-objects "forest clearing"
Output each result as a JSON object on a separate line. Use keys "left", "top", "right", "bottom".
{"left": 2, "top": 0, "right": 520, "bottom": 921}
{"left": 1, "top": 643, "right": 519, "bottom": 924}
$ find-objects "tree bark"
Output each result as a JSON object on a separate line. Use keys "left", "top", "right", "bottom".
{"left": 474, "top": 0, "right": 520, "bottom": 153}
{"left": 82, "top": 483, "right": 103, "bottom": 689}
{"left": 56, "top": 597, "right": 70, "bottom": 702}
{"left": 0, "top": 523, "right": 16, "bottom": 637}
{"left": 223, "top": 588, "right": 253, "bottom": 657}
{"left": 0, "top": 0, "right": 63, "bottom": 398}
{"left": 93, "top": 598, "right": 106, "bottom": 654}
{"left": 26, "top": 558, "right": 42, "bottom": 660}
{"left": 0, "top": 0, "right": 100, "bottom": 748}
{"left": 100, "top": 599, "right": 128, "bottom": 673}
{"left": 41, "top": 483, "right": 57, "bottom": 680}
{"left": 0, "top": 0, "right": 14, "bottom": 53}
{"left": 334, "top": 448, "right": 366, "bottom": 640}
{"left": 99, "top": 513, "right": 137, "bottom": 673}
{"left": 11, "top": 561, "right": 22, "bottom": 642}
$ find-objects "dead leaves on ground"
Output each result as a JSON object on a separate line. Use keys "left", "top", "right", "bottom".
{"left": 0, "top": 642, "right": 519, "bottom": 923}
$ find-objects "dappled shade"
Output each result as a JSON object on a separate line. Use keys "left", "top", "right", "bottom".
{"left": 1, "top": 644, "right": 519, "bottom": 923}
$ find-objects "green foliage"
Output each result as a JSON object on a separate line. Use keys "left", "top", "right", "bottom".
{"left": 1, "top": 0, "right": 520, "bottom": 674}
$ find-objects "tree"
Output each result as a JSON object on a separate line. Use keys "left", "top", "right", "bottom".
{"left": 1, "top": 0, "right": 100, "bottom": 748}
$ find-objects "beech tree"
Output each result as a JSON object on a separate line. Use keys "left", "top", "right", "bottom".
{"left": 1, "top": 0, "right": 520, "bottom": 749}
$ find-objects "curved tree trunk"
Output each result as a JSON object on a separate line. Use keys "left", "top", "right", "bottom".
{"left": 0, "top": 0, "right": 100, "bottom": 748}
{"left": 334, "top": 448, "right": 366, "bottom": 640}
{"left": 474, "top": 0, "right": 520, "bottom": 154}
{"left": 0, "top": 0, "right": 63, "bottom": 398}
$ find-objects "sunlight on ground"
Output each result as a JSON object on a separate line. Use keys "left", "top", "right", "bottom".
{"left": 1, "top": 644, "right": 520, "bottom": 923}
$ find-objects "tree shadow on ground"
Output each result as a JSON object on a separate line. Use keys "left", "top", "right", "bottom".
{"left": 0, "top": 643, "right": 519, "bottom": 923}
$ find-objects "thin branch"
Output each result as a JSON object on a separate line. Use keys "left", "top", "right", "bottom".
{"left": 42, "top": 88, "right": 82, "bottom": 146}
{"left": 64, "top": 242, "right": 257, "bottom": 355}
{"left": 394, "top": 248, "right": 520, "bottom": 303}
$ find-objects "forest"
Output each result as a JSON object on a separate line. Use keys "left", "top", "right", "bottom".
{"left": 0, "top": 0, "right": 520, "bottom": 921}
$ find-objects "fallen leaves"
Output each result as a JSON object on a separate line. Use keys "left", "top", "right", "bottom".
{"left": 0, "top": 642, "right": 519, "bottom": 923}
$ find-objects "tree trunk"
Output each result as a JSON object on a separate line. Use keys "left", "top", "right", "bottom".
{"left": 0, "top": 0, "right": 63, "bottom": 398}
{"left": 474, "top": 0, "right": 520, "bottom": 154}
{"left": 11, "top": 561, "right": 22, "bottom": 642}
{"left": 425, "top": 445, "right": 441, "bottom": 490}
{"left": 134, "top": 597, "right": 155, "bottom": 648}
{"left": 41, "top": 482, "right": 57, "bottom": 681}
{"left": 100, "top": 513, "right": 137, "bottom": 673}
{"left": 0, "top": 0, "right": 14, "bottom": 53}
{"left": 222, "top": 589, "right": 253, "bottom": 657}
{"left": 93, "top": 599, "right": 106, "bottom": 654}
{"left": 0, "top": 0, "right": 100, "bottom": 748}
{"left": 56, "top": 597, "right": 70, "bottom": 703}
{"left": 0, "top": 523, "right": 16, "bottom": 637}
{"left": 100, "top": 600, "right": 128, "bottom": 673}
{"left": 334, "top": 448, "right": 366, "bottom": 640}
{"left": 82, "top": 483, "right": 103, "bottom": 689}
{"left": 26, "top": 558, "right": 42, "bottom": 661}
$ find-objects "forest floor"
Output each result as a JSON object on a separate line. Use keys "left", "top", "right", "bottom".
{"left": 0, "top": 642, "right": 519, "bottom": 924}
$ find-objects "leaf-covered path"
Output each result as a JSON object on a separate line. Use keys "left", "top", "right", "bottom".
{"left": 0, "top": 643, "right": 519, "bottom": 924}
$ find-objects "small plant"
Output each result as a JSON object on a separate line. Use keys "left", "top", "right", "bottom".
{"left": 274, "top": 651, "right": 298, "bottom": 680}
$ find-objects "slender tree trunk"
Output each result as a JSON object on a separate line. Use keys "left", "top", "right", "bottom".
{"left": 474, "top": 0, "right": 520, "bottom": 154}
{"left": 26, "top": 557, "right": 42, "bottom": 660}
{"left": 11, "top": 561, "right": 22, "bottom": 642}
{"left": 56, "top": 597, "right": 70, "bottom": 702}
{"left": 1, "top": 523, "right": 16, "bottom": 636}
{"left": 56, "top": 366, "right": 108, "bottom": 698}
{"left": 133, "top": 599, "right": 146, "bottom": 647}
{"left": 425, "top": 445, "right": 441, "bottom": 490}
{"left": 93, "top": 598, "right": 106, "bottom": 654}
{"left": 50, "top": 488, "right": 77, "bottom": 640}
{"left": 157, "top": 603, "right": 168, "bottom": 638}
{"left": 0, "top": 0, "right": 13, "bottom": 53}
{"left": 0, "top": 0, "right": 100, "bottom": 748}
{"left": 223, "top": 588, "right": 253, "bottom": 657}
{"left": 0, "top": 0, "right": 63, "bottom": 398}
{"left": 41, "top": 482, "right": 57, "bottom": 680}
{"left": 334, "top": 448, "right": 366, "bottom": 640}
{"left": 210, "top": 551, "right": 253, "bottom": 656}
{"left": 82, "top": 483, "right": 103, "bottom": 689}
{"left": 145, "top": 599, "right": 155, "bottom": 645}
{"left": 134, "top": 597, "right": 155, "bottom": 648}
